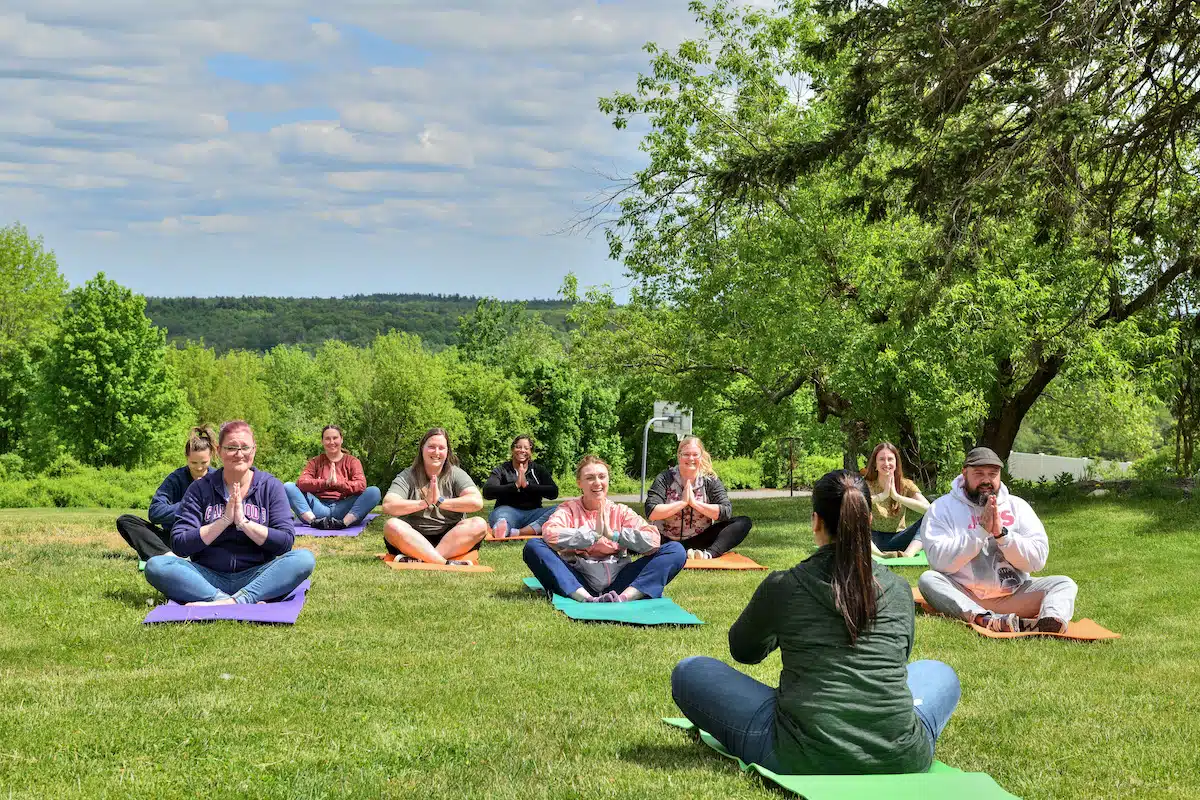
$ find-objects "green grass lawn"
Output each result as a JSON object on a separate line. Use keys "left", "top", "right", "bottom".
{"left": 1, "top": 497, "right": 1197, "bottom": 799}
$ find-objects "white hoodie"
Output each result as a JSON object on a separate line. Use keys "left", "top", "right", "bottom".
{"left": 921, "top": 475, "right": 1048, "bottom": 599}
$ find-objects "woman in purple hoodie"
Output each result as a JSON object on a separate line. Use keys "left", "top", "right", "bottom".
{"left": 144, "top": 420, "right": 315, "bottom": 606}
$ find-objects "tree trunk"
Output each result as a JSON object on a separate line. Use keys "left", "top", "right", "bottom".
{"left": 979, "top": 354, "right": 1066, "bottom": 460}
{"left": 842, "top": 418, "right": 869, "bottom": 471}
{"left": 897, "top": 414, "right": 939, "bottom": 488}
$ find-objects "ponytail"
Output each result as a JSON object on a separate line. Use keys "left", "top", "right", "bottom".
{"left": 812, "top": 469, "right": 877, "bottom": 644}
{"left": 186, "top": 425, "right": 217, "bottom": 457}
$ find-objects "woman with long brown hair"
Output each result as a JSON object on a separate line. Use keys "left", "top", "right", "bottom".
{"left": 864, "top": 442, "right": 929, "bottom": 559}
{"left": 670, "top": 469, "right": 959, "bottom": 774}
{"left": 380, "top": 428, "right": 487, "bottom": 564}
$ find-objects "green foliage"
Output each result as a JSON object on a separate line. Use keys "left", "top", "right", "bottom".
{"left": 146, "top": 294, "right": 573, "bottom": 354}
{"left": 0, "top": 223, "right": 66, "bottom": 455}
{"left": 34, "top": 274, "right": 189, "bottom": 469}
{"left": 439, "top": 351, "right": 537, "bottom": 480}
{"left": 0, "top": 462, "right": 169, "bottom": 508}
{"left": 1132, "top": 450, "right": 1177, "bottom": 482}
{"left": 357, "top": 332, "right": 465, "bottom": 488}
{"left": 1015, "top": 374, "right": 1166, "bottom": 460}
{"left": 710, "top": 457, "right": 760, "bottom": 490}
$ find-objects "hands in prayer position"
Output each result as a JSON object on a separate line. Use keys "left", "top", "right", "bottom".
{"left": 980, "top": 494, "right": 1002, "bottom": 537}
{"left": 594, "top": 502, "right": 613, "bottom": 541}
{"left": 516, "top": 463, "right": 528, "bottom": 489}
{"left": 222, "top": 482, "right": 248, "bottom": 529}
{"left": 325, "top": 465, "right": 339, "bottom": 487}
{"left": 421, "top": 476, "right": 440, "bottom": 509}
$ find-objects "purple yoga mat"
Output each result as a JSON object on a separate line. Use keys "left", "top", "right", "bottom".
{"left": 142, "top": 580, "right": 311, "bottom": 624}
{"left": 294, "top": 513, "right": 378, "bottom": 537}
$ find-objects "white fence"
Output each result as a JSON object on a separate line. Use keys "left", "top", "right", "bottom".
{"left": 1006, "top": 451, "right": 1133, "bottom": 482}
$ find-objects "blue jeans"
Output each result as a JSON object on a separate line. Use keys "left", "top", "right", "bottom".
{"left": 488, "top": 504, "right": 558, "bottom": 534}
{"left": 522, "top": 537, "right": 686, "bottom": 598}
{"left": 871, "top": 518, "right": 923, "bottom": 552}
{"left": 144, "top": 550, "right": 315, "bottom": 604}
{"left": 284, "top": 483, "right": 381, "bottom": 522}
{"left": 670, "top": 656, "right": 960, "bottom": 772}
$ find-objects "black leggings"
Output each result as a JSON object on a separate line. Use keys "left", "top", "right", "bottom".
{"left": 115, "top": 514, "right": 173, "bottom": 561}
{"left": 679, "top": 516, "right": 753, "bottom": 557}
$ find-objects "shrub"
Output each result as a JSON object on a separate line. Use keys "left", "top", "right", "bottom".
{"left": 712, "top": 457, "right": 761, "bottom": 489}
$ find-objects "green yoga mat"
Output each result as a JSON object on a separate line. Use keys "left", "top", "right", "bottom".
{"left": 872, "top": 552, "right": 929, "bottom": 566}
{"left": 662, "top": 718, "right": 1019, "bottom": 799}
{"left": 522, "top": 577, "right": 703, "bottom": 626}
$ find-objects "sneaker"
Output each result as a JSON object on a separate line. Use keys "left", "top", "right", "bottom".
{"left": 326, "top": 518, "right": 347, "bottom": 530}
{"left": 446, "top": 559, "right": 473, "bottom": 567}
{"left": 310, "top": 517, "right": 332, "bottom": 530}
{"left": 391, "top": 554, "right": 420, "bottom": 563}
{"left": 686, "top": 548, "right": 715, "bottom": 560}
{"left": 976, "top": 612, "right": 1020, "bottom": 633}
{"left": 1033, "top": 616, "right": 1068, "bottom": 634}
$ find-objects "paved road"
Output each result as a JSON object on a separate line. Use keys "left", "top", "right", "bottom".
{"left": 609, "top": 488, "right": 810, "bottom": 503}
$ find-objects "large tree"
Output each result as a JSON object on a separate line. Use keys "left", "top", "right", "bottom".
{"left": 0, "top": 223, "right": 67, "bottom": 454}
{"left": 584, "top": 0, "right": 1200, "bottom": 474}
{"left": 37, "top": 274, "right": 188, "bottom": 468}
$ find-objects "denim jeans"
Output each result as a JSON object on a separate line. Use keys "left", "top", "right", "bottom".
{"left": 144, "top": 549, "right": 315, "bottom": 604}
{"left": 488, "top": 504, "right": 558, "bottom": 534}
{"left": 284, "top": 483, "right": 381, "bottom": 522}
{"left": 522, "top": 537, "right": 686, "bottom": 598}
{"left": 670, "top": 656, "right": 960, "bottom": 772}
{"left": 871, "top": 518, "right": 924, "bottom": 552}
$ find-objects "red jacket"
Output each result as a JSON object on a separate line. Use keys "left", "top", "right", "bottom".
{"left": 295, "top": 453, "right": 368, "bottom": 501}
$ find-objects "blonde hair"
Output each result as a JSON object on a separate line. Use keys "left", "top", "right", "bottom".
{"left": 574, "top": 454, "right": 609, "bottom": 479}
{"left": 677, "top": 435, "right": 715, "bottom": 477}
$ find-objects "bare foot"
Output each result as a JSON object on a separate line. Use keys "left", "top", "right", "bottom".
{"left": 185, "top": 597, "right": 237, "bottom": 607}
{"left": 492, "top": 519, "right": 509, "bottom": 538}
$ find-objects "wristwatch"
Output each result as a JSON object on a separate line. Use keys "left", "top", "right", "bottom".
{"left": 997, "top": 526, "right": 1009, "bottom": 539}
{"left": 435, "top": 495, "right": 446, "bottom": 507}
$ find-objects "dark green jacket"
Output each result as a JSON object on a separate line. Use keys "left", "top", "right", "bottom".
{"left": 729, "top": 545, "right": 931, "bottom": 774}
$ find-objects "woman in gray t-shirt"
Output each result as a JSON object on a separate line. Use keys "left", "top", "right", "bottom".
{"left": 381, "top": 428, "right": 487, "bottom": 564}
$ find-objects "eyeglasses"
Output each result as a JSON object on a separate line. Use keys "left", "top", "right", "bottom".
{"left": 221, "top": 445, "right": 255, "bottom": 454}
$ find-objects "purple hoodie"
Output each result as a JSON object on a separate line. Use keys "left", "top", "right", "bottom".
{"left": 171, "top": 468, "right": 295, "bottom": 573}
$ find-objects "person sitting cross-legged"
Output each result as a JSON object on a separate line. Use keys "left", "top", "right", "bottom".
{"left": 865, "top": 442, "right": 929, "bottom": 559}
{"left": 645, "top": 435, "right": 753, "bottom": 560}
{"left": 144, "top": 420, "right": 315, "bottom": 606}
{"left": 116, "top": 425, "right": 217, "bottom": 563}
{"left": 284, "top": 425, "right": 381, "bottom": 530}
{"left": 483, "top": 435, "right": 559, "bottom": 538}
{"left": 917, "top": 447, "right": 1078, "bottom": 634}
{"left": 671, "top": 469, "right": 960, "bottom": 774}
{"left": 381, "top": 427, "right": 488, "bottom": 565}
{"left": 523, "top": 454, "right": 686, "bottom": 602}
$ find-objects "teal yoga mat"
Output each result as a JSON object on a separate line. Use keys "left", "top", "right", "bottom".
{"left": 662, "top": 718, "right": 1019, "bottom": 799}
{"left": 522, "top": 577, "right": 702, "bottom": 626}
{"left": 872, "top": 551, "right": 929, "bottom": 566}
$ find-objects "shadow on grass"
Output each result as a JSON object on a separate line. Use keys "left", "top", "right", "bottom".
{"left": 99, "top": 550, "right": 136, "bottom": 561}
{"left": 103, "top": 587, "right": 158, "bottom": 609}
{"left": 617, "top": 740, "right": 717, "bottom": 771}
{"left": 491, "top": 588, "right": 545, "bottom": 603}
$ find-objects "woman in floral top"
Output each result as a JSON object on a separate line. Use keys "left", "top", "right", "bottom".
{"left": 644, "top": 436, "right": 753, "bottom": 560}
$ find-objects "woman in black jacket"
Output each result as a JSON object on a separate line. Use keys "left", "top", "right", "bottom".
{"left": 483, "top": 435, "right": 559, "bottom": 537}
{"left": 644, "top": 436, "right": 752, "bottom": 559}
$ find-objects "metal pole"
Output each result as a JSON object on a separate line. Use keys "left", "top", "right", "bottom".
{"left": 641, "top": 416, "right": 668, "bottom": 503}
{"left": 789, "top": 438, "right": 795, "bottom": 498}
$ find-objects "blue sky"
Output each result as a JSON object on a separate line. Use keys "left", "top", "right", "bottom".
{"left": 0, "top": 1, "right": 754, "bottom": 300}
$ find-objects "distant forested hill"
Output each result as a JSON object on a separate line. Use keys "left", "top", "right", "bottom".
{"left": 144, "top": 294, "right": 572, "bottom": 353}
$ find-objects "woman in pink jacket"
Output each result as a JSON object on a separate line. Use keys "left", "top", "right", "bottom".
{"left": 523, "top": 455, "right": 686, "bottom": 602}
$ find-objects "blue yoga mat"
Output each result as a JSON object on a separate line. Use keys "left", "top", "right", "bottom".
{"left": 522, "top": 577, "right": 702, "bottom": 626}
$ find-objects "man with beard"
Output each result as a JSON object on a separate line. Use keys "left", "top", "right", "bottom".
{"left": 918, "top": 447, "right": 1078, "bottom": 633}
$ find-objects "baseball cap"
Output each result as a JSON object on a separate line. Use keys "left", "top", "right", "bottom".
{"left": 963, "top": 447, "right": 1004, "bottom": 468}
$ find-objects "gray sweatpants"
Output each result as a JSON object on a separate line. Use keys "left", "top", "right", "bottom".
{"left": 918, "top": 571, "right": 1078, "bottom": 622}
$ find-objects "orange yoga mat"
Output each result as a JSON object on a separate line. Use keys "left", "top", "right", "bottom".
{"left": 912, "top": 587, "right": 1120, "bottom": 641}
{"left": 484, "top": 533, "right": 538, "bottom": 542}
{"left": 683, "top": 552, "right": 768, "bottom": 570}
{"left": 377, "top": 551, "right": 494, "bottom": 573}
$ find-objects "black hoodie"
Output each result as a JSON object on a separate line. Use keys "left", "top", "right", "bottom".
{"left": 728, "top": 545, "right": 931, "bottom": 774}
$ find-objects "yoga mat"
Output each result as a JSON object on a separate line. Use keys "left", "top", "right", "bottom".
{"left": 873, "top": 551, "right": 929, "bottom": 567}
{"left": 138, "top": 560, "right": 146, "bottom": 572}
{"left": 142, "top": 580, "right": 311, "bottom": 625}
{"left": 662, "top": 718, "right": 1019, "bottom": 799}
{"left": 377, "top": 551, "right": 494, "bottom": 573}
{"left": 912, "top": 588, "right": 1120, "bottom": 641}
{"left": 522, "top": 576, "right": 702, "bottom": 625}
{"left": 484, "top": 533, "right": 538, "bottom": 542}
{"left": 683, "top": 552, "right": 767, "bottom": 570}
{"left": 294, "top": 513, "right": 378, "bottom": 537}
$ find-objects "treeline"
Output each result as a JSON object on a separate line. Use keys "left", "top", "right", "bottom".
{"left": 145, "top": 294, "right": 573, "bottom": 353}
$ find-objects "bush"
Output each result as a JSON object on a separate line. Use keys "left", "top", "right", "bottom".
{"left": 1131, "top": 450, "right": 1175, "bottom": 481}
{"left": 712, "top": 457, "right": 761, "bottom": 489}
{"left": 0, "top": 463, "right": 171, "bottom": 509}
{"left": 0, "top": 452, "right": 25, "bottom": 480}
